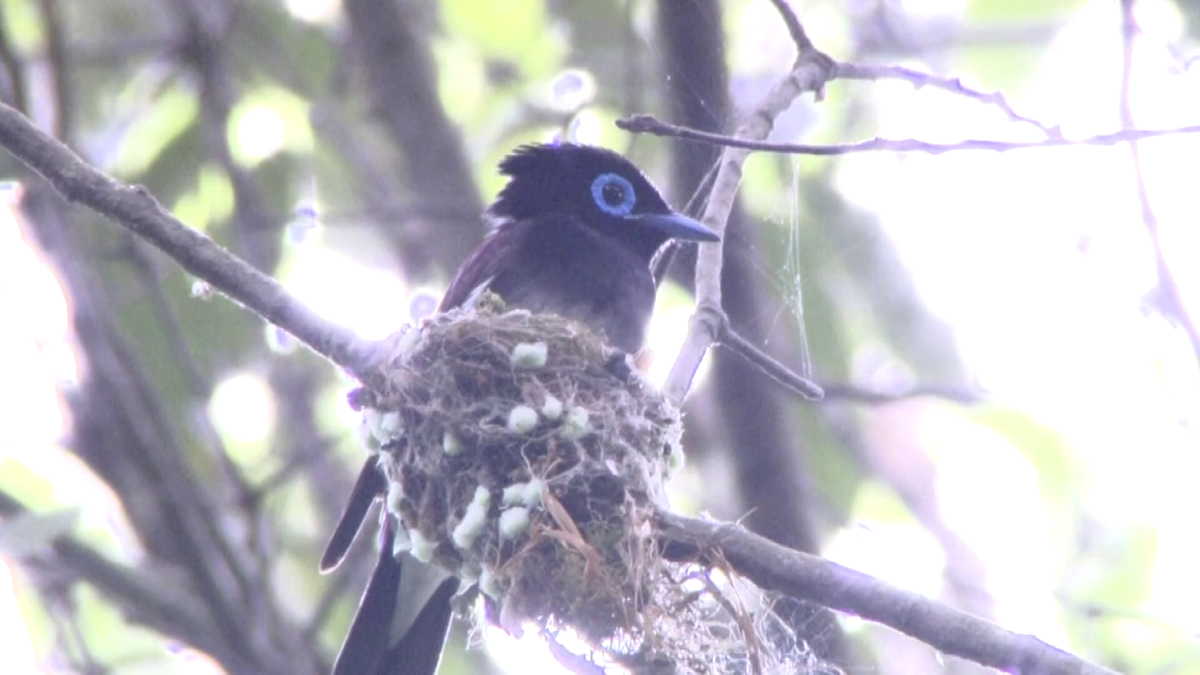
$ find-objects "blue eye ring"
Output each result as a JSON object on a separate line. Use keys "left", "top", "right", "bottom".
{"left": 590, "top": 173, "right": 637, "bottom": 217}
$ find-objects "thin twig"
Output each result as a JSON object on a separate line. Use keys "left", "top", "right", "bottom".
{"left": 835, "top": 62, "right": 1059, "bottom": 136}
{"left": 718, "top": 325, "right": 823, "bottom": 400}
{"left": 766, "top": 0, "right": 815, "bottom": 52}
{"left": 817, "top": 381, "right": 983, "bottom": 405}
{"left": 1117, "top": 0, "right": 1200, "bottom": 365}
{"left": 700, "top": 572, "right": 763, "bottom": 675}
{"left": 618, "top": 113, "right": 1200, "bottom": 156}
{"left": 660, "top": 15, "right": 836, "bottom": 406}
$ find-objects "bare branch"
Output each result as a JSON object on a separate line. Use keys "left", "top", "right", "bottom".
{"left": 835, "top": 62, "right": 1059, "bottom": 136}
{"left": 818, "top": 381, "right": 983, "bottom": 406}
{"left": 766, "top": 0, "right": 816, "bottom": 53}
{"left": 619, "top": 112, "right": 1200, "bottom": 156}
{"left": 718, "top": 324, "right": 823, "bottom": 401}
{"left": 1117, "top": 0, "right": 1200, "bottom": 365}
{"left": 0, "top": 100, "right": 377, "bottom": 377}
{"left": 660, "top": 39, "right": 836, "bottom": 406}
{"left": 656, "top": 509, "right": 1119, "bottom": 675}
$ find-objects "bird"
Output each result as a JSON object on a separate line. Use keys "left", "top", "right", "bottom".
{"left": 323, "top": 143, "right": 718, "bottom": 675}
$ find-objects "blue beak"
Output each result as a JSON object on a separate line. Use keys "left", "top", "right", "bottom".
{"left": 631, "top": 212, "right": 720, "bottom": 242}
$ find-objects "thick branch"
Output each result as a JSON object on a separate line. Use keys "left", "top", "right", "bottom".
{"left": 0, "top": 101, "right": 376, "bottom": 376}
{"left": 0, "top": 19, "right": 1114, "bottom": 673}
{"left": 656, "top": 510, "right": 1119, "bottom": 675}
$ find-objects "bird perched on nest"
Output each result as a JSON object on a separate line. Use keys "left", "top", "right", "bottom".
{"left": 323, "top": 143, "right": 718, "bottom": 675}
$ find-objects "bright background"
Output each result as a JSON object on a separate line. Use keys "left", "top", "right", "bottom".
{"left": 0, "top": 0, "right": 1197, "bottom": 673}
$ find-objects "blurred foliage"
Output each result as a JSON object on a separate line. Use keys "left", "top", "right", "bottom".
{"left": 0, "top": 0, "right": 1197, "bottom": 673}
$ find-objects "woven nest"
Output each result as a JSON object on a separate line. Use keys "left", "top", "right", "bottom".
{"left": 350, "top": 296, "right": 828, "bottom": 673}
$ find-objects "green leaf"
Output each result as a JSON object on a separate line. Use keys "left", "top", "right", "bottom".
{"left": 442, "top": 0, "right": 561, "bottom": 75}
{"left": 967, "top": 0, "right": 1085, "bottom": 21}
{"left": 110, "top": 84, "right": 200, "bottom": 178}
{"left": 970, "top": 404, "right": 1077, "bottom": 509}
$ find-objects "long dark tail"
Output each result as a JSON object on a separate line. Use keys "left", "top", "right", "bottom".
{"left": 331, "top": 523, "right": 458, "bottom": 675}
{"left": 326, "top": 459, "right": 459, "bottom": 675}
{"left": 321, "top": 459, "right": 386, "bottom": 573}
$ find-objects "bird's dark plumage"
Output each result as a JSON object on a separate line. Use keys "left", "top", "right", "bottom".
{"left": 326, "top": 143, "right": 717, "bottom": 675}
{"left": 440, "top": 143, "right": 716, "bottom": 351}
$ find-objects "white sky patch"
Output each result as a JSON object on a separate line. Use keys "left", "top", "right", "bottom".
{"left": 280, "top": 246, "right": 410, "bottom": 340}
{"left": 232, "top": 104, "right": 286, "bottom": 165}
{"left": 1133, "top": 0, "right": 1185, "bottom": 43}
{"left": 565, "top": 109, "right": 603, "bottom": 145}
{"left": 0, "top": 0, "right": 1196, "bottom": 668}
{"left": 823, "top": 518, "right": 946, "bottom": 600}
{"left": 831, "top": 0, "right": 1200, "bottom": 641}
{"left": 485, "top": 623, "right": 616, "bottom": 675}
{"left": 0, "top": 216, "right": 69, "bottom": 459}
{"left": 208, "top": 372, "right": 275, "bottom": 444}
{"left": 1145, "top": 439, "right": 1200, "bottom": 634}
{"left": 0, "top": 210, "right": 68, "bottom": 341}
{"left": 902, "top": 0, "right": 968, "bottom": 19}
{"left": 283, "top": 0, "right": 340, "bottom": 24}
{"left": 0, "top": 566, "right": 37, "bottom": 674}
{"left": 644, "top": 302, "right": 711, "bottom": 389}
{"left": 928, "top": 413, "right": 1065, "bottom": 642}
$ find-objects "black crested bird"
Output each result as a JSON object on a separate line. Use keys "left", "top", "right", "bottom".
{"left": 324, "top": 143, "right": 718, "bottom": 675}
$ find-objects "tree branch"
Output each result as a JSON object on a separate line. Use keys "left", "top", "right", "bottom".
{"left": 718, "top": 324, "right": 823, "bottom": 400}
{"left": 656, "top": 509, "right": 1118, "bottom": 675}
{"left": 818, "top": 380, "right": 983, "bottom": 405}
{"left": 0, "top": 100, "right": 377, "bottom": 378}
{"left": 619, "top": 112, "right": 1200, "bottom": 156}
{"left": 835, "top": 62, "right": 1060, "bottom": 136}
{"left": 0, "top": 8, "right": 1111, "bottom": 667}
{"left": 660, "top": 33, "right": 836, "bottom": 406}
{"left": 1117, "top": 0, "right": 1200, "bottom": 365}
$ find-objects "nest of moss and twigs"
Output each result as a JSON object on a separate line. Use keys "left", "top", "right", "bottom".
{"left": 349, "top": 295, "right": 833, "bottom": 674}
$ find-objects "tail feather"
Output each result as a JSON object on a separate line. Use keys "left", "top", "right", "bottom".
{"left": 332, "top": 517, "right": 459, "bottom": 675}
{"left": 332, "top": 523, "right": 403, "bottom": 674}
{"left": 376, "top": 576, "right": 458, "bottom": 675}
{"left": 321, "top": 459, "right": 386, "bottom": 573}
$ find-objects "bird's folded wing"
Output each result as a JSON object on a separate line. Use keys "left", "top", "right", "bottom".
{"left": 438, "top": 221, "right": 528, "bottom": 312}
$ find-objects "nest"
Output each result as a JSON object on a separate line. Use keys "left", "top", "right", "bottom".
{"left": 350, "top": 296, "right": 830, "bottom": 673}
